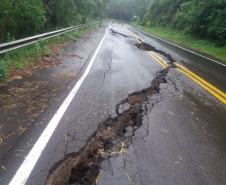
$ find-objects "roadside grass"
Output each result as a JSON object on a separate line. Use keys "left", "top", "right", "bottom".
{"left": 0, "top": 24, "right": 99, "bottom": 82}
{"left": 131, "top": 23, "right": 226, "bottom": 64}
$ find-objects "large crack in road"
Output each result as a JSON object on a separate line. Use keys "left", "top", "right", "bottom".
{"left": 46, "top": 39, "right": 179, "bottom": 185}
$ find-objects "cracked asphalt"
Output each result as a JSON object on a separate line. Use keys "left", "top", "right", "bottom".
{"left": 1, "top": 21, "right": 226, "bottom": 185}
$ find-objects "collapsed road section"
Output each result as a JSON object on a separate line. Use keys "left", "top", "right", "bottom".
{"left": 46, "top": 42, "right": 178, "bottom": 185}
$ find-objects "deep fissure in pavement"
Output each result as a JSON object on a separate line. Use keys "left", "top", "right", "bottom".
{"left": 46, "top": 42, "right": 176, "bottom": 185}
{"left": 135, "top": 42, "right": 175, "bottom": 63}
{"left": 110, "top": 29, "right": 130, "bottom": 38}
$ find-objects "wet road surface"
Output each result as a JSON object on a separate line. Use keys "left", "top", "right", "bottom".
{"left": 0, "top": 21, "right": 226, "bottom": 185}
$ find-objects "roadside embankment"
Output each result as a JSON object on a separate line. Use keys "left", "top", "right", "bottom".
{"left": 0, "top": 23, "right": 100, "bottom": 86}
{"left": 131, "top": 23, "right": 226, "bottom": 65}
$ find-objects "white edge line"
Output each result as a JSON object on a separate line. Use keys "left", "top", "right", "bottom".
{"left": 9, "top": 21, "right": 112, "bottom": 185}
{"left": 128, "top": 25, "right": 226, "bottom": 67}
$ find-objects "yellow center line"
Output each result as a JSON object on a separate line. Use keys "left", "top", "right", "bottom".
{"left": 149, "top": 51, "right": 168, "bottom": 68}
{"left": 145, "top": 51, "right": 167, "bottom": 68}
{"left": 123, "top": 26, "right": 226, "bottom": 104}
{"left": 175, "top": 63, "right": 226, "bottom": 99}
{"left": 177, "top": 68, "right": 226, "bottom": 104}
{"left": 124, "top": 27, "right": 167, "bottom": 68}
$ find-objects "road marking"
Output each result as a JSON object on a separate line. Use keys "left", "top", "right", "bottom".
{"left": 145, "top": 51, "right": 167, "bottom": 68}
{"left": 124, "top": 27, "right": 168, "bottom": 68}
{"left": 175, "top": 63, "right": 226, "bottom": 99}
{"left": 177, "top": 68, "right": 226, "bottom": 104}
{"left": 128, "top": 25, "right": 226, "bottom": 67}
{"left": 9, "top": 22, "right": 112, "bottom": 185}
{"left": 125, "top": 26, "right": 226, "bottom": 105}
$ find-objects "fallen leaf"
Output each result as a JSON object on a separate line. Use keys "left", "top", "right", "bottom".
{"left": 121, "top": 141, "right": 125, "bottom": 148}
{"left": 98, "top": 152, "right": 105, "bottom": 155}
{"left": 191, "top": 112, "right": 194, "bottom": 115}
{"left": 127, "top": 173, "right": 132, "bottom": 182}
{"left": 1, "top": 165, "right": 6, "bottom": 170}
{"left": 120, "top": 148, "right": 128, "bottom": 155}
{"left": 35, "top": 122, "right": 43, "bottom": 125}
{"left": 161, "top": 129, "right": 168, "bottom": 133}
{"left": 175, "top": 161, "right": 180, "bottom": 163}
{"left": 179, "top": 155, "right": 182, "bottom": 160}
{"left": 21, "top": 177, "right": 26, "bottom": 185}
{"left": 3, "top": 132, "right": 15, "bottom": 138}
{"left": 75, "top": 130, "right": 82, "bottom": 133}
{"left": 24, "top": 142, "right": 32, "bottom": 148}
{"left": 65, "top": 135, "right": 67, "bottom": 141}
{"left": 169, "top": 111, "right": 174, "bottom": 116}
{"left": 14, "top": 150, "right": 25, "bottom": 152}
{"left": 199, "top": 166, "right": 205, "bottom": 170}
{"left": 95, "top": 172, "right": 102, "bottom": 184}
{"left": 13, "top": 76, "right": 23, "bottom": 80}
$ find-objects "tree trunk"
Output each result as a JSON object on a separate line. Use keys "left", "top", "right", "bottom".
{"left": 1, "top": 0, "right": 18, "bottom": 43}
{"left": 82, "top": 12, "right": 88, "bottom": 24}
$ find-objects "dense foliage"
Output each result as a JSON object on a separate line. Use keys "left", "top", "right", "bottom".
{"left": 107, "top": 0, "right": 151, "bottom": 21}
{"left": 0, "top": 0, "right": 111, "bottom": 43}
{"left": 108, "top": 0, "right": 226, "bottom": 46}
{"left": 144, "top": 0, "right": 226, "bottom": 46}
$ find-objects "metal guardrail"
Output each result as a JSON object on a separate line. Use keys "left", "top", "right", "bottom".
{"left": 0, "top": 21, "right": 101, "bottom": 55}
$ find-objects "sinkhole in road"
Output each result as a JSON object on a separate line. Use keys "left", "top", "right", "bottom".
{"left": 46, "top": 44, "right": 176, "bottom": 185}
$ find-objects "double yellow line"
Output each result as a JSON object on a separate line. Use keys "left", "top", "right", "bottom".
{"left": 175, "top": 63, "right": 226, "bottom": 104}
{"left": 125, "top": 28, "right": 168, "bottom": 68}
{"left": 124, "top": 27, "right": 226, "bottom": 105}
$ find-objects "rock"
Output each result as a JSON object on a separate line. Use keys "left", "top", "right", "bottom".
{"left": 110, "top": 113, "right": 118, "bottom": 119}
{"left": 123, "top": 103, "right": 131, "bottom": 111}
{"left": 134, "top": 105, "right": 141, "bottom": 114}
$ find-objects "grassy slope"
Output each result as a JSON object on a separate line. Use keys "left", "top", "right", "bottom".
{"left": 0, "top": 24, "right": 99, "bottom": 82}
{"left": 131, "top": 23, "right": 226, "bottom": 64}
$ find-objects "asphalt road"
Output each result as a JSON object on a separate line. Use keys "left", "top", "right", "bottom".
{"left": 0, "top": 21, "right": 226, "bottom": 185}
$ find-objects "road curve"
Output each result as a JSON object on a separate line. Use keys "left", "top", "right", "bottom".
{"left": 0, "top": 21, "right": 226, "bottom": 185}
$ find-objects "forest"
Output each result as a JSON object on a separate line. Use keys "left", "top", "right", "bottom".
{"left": 107, "top": 0, "right": 226, "bottom": 46}
{"left": 0, "top": 0, "right": 111, "bottom": 43}
{"left": 1, "top": 0, "right": 225, "bottom": 46}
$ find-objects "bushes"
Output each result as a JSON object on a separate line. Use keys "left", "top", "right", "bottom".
{"left": 0, "top": 24, "right": 98, "bottom": 82}
{"left": 143, "top": 0, "right": 226, "bottom": 46}
{"left": 0, "top": 60, "right": 9, "bottom": 82}
{"left": 0, "top": 0, "right": 111, "bottom": 43}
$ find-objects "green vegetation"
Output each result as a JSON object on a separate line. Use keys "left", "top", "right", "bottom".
{"left": 0, "top": 25, "right": 98, "bottom": 81}
{"left": 131, "top": 24, "right": 226, "bottom": 63}
{"left": 108, "top": 0, "right": 226, "bottom": 63}
{"left": 142, "top": 0, "right": 226, "bottom": 46}
{"left": 107, "top": 0, "right": 151, "bottom": 22}
{"left": 0, "top": 0, "right": 111, "bottom": 82}
{"left": 0, "top": 0, "right": 111, "bottom": 42}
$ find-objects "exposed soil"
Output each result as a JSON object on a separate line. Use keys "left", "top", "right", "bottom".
{"left": 110, "top": 29, "right": 130, "bottom": 38}
{"left": 46, "top": 55, "right": 173, "bottom": 185}
{"left": 135, "top": 42, "right": 175, "bottom": 63}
